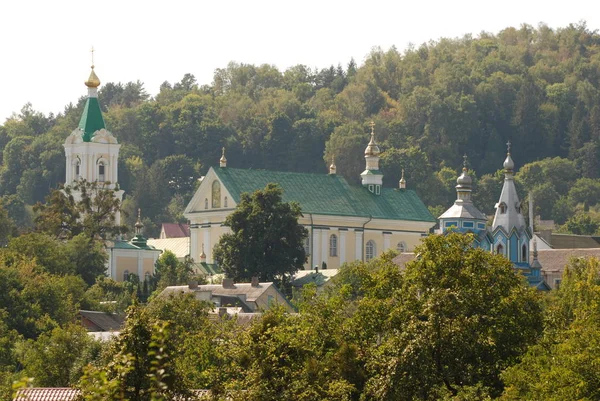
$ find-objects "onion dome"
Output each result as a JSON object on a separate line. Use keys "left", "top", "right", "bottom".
{"left": 399, "top": 169, "right": 406, "bottom": 189}
{"left": 85, "top": 65, "right": 101, "bottom": 88}
{"left": 503, "top": 141, "right": 514, "bottom": 172}
{"left": 457, "top": 155, "right": 472, "bottom": 186}
{"left": 329, "top": 156, "right": 337, "bottom": 175}
{"left": 220, "top": 147, "right": 227, "bottom": 168}
{"left": 200, "top": 244, "right": 207, "bottom": 262}
{"left": 364, "top": 122, "right": 380, "bottom": 156}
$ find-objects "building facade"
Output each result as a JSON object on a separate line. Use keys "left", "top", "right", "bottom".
{"left": 184, "top": 125, "right": 436, "bottom": 270}
{"left": 64, "top": 65, "right": 160, "bottom": 282}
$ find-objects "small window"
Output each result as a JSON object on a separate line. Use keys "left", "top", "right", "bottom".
{"left": 477, "top": 223, "right": 486, "bottom": 229}
{"left": 123, "top": 270, "right": 130, "bottom": 281}
{"left": 515, "top": 202, "right": 521, "bottom": 213}
{"left": 98, "top": 162, "right": 105, "bottom": 182}
{"left": 75, "top": 161, "right": 80, "bottom": 180}
{"left": 212, "top": 180, "right": 221, "bottom": 208}
{"left": 397, "top": 242, "right": 406, "bottom": 253}
{"left": 204, "top": 198, "right": 208, "bottom": 210}
{"left": 496, "top": 244, "right": 504, "bottom": 255}
{"left": 554, "top": 279, "right": 561, "bottom": 289}
{"left": 329, "top": 234, "right": 338, "bottom": 257}
{"left": 499, "top": 202, "right": 507, "bottom": 214}
{"left": 522, "top": 244, "right": 527, "bottom": 262}
{"left": 224, "top": 196, "right": 228, "bottom": 208}
{"left": 462, "top": 221, "right": 474, "bottom": 228}
{"left": 303, "top": 237, "right": 310, "bottom": 256}
{"left": 445, "top": 221, "right": 458, "bottom": 228}
{"left": 375, "top": 185, "right": 381, "bottom": 195}
{"left": 366, "top": 240, "right": 376, "bottom": 261}
{"left": 368, "top": 184, "right": 374, "bottom": 193}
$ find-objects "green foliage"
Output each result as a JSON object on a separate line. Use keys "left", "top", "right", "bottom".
{"left": 213, "top": 183, "right": 307, "bottom": 282}
{"left": 18, "top": 324, "right": 99, "bottom": 387}
{"left": 153, "top": 251, "right": 196, "bottom": 290}
{"left": 34, "top": 179, "right": 127, "bottom": 240}
{"left": 501, "top": 257, "right": 600, "bottom": 400}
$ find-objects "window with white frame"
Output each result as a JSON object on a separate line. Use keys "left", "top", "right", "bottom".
{"left": 329, "top": 234, "right": 338, "bottom": 257}
{"left": 366, "top": 240, "right": 376, "bottom": 261}
{"left": 397, "top": 241, "right": 407, "bottom": 253}
{"left": 98, "top": 161, "right": 106, "bottom": 182}
{"left": 123, "top": 270, "right": 130, "bottom": 281}
{"left": 224, "top": 196, "right": 228, "bottom": 208}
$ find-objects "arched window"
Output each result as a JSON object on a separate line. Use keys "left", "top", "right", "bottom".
{"left": 204, "top": 198, "right": 208, "bottom": 210}
{"left": 74, "top": 159, "right": 81, "bottom": 181}
{"left": 98, "top": 161, "right": 105, "bottom": 182}
{"left": 329, "top": 234, "right": 338, "bottom": 257}
{"left": 496, "top": 243, "right": 504, "bottom": 255}
{"left": 212, "top": 180, "right": 221, "bottom": 208}
{"left": 366, "top": 240, "right": 376, "bottom": 261}
{"left": 303, "top": 237, "right": 310, "bottom": 256}
{"left": 522, "top": 244, "right": 527, "bottom": 262}
{"left": 397, "top": 242, "right": 407, "bottom": 253}
{"left": 515, "top": 202, "right": 521, "bottom": 214}
{"left": 144, "top": 271, "right": 151, "bottom": 281}
{"left": 123, "top": 270, "right": 130, "bottom": 282}
{"left": 224, "top": 196, "right": 228, "bottom": 208}
{"left": 499, "top": 202, "right": 507, "bottom": 214}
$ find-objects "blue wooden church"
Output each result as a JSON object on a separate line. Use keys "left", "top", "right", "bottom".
{"left": 439, "top": 144, "right": 550, "bottom": 290}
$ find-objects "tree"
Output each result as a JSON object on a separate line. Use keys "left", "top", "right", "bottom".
{"left": 502, "top": 257, "right": 600, "bottom": 400}
{"left": 34, "top": 179, "right": 127, "bottom": 240}
{"left": 18, "top": 324, "right": 98, "bottom": 387}
{"left": 360, "top": 233, "right": 543, "bottom": 399}
{"left": 153, "top": 251, "right": 195, "bottom": 290}
{"left": 213, "top": 183, "right": 307, "bottom": 282}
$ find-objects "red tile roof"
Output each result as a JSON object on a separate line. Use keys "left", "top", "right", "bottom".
{"left": 14, "top": 388, "right": 79, "bottom": 401}
{"left": 161, "top": 223, "right": 190, "bottom": 238}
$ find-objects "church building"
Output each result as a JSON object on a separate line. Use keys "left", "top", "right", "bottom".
{"left": 439, "top": 144, "right": 550, "bottom": 290}
{"left": 63, "top": 63, "right": 161, "bottom": 282}
{"left": 184, "top": 124, "right": 436, "bottom": 270}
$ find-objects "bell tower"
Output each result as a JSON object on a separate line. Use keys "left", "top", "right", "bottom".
{"left": 63, "top": 51, "right": 124, "bottom": 225}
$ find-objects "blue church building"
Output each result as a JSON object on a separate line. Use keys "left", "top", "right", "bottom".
{"left": 439, "top": 144, "right": 550, "bottom": 290}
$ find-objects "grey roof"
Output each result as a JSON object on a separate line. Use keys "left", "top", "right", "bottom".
{"left": 492, "top": 168, "right": 527, "bottom": 234}
{"left": 162, "top": 282, "right": 277, "bottom": 302}
{"left": 536, "top": 248, "right": 600, "bottom": 273}
{"left": 439, "top": 201, "right": 488, "bottom": 220}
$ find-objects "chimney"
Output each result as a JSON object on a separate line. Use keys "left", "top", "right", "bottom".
{"left": 251, "top": 276, "right": 259, "bottom": 287}
{"left": 188, "top": 280, "right": 198, "bottom": 289}
{"left": 222, "top": 278, "right": 234, "bottom": 288}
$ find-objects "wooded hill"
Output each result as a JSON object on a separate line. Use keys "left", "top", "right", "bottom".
{"left": 2, "top": 22, "right": 600, "bottom": 236}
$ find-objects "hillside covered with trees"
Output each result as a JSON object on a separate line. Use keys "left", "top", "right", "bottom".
{"left": 2, "top": 22, "right": 600, "bottom": 235}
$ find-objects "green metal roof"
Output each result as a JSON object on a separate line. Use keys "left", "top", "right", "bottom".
{"left": 78, "top": 97, "right": 105, "bottom": 142}
{"left": 213, "top": 167, "right": 435, "bottom": 222}
{"left": 111, "top": 239, "right": 159, "bottom": 251}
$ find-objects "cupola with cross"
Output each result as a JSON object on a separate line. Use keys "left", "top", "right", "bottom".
{"left": 63, "top": 49, "right": 124, "bottom": 224}
{"left": 360, "top": 122, "right": 384, "bottom": 194}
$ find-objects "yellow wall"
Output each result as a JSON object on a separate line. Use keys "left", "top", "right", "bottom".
{"left": 115, "top": 256, "right": 138, "bottom": 282}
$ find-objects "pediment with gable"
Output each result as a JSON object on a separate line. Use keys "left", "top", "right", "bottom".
{"left": 184, "top": 168, "right": 236, "bottom": 217}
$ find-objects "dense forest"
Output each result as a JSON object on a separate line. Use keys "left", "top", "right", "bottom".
{"left": 2, "top": 23, "right": 600, "bottom": 235}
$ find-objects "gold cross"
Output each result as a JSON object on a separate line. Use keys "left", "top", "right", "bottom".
{"left": 90, "top": 46, "right": 95, "bottom": 67}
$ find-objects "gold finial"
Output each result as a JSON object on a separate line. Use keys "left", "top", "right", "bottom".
{"left": 329, "top": 155, "right": 337, "bottom": 175}
{"left": 200, "top": 243, "right": 207, "bottom": 261}
{"left": 135, "top": 208, "right": 144, "bottom": 234}
{"left": 399, "top": 169, "right": 406, "bottom": 189}
{"left": 84, "top": 47, "right": 101, "bottom": 88}
{"left": 365, "top": 122, "right": 380, "bottom": 156}
{"left": 220, "top": 147, "right": 227, "bottom": 167}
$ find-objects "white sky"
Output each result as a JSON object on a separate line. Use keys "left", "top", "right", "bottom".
{"left": 1, "top": 0, "right": 599, "bottom": 123}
